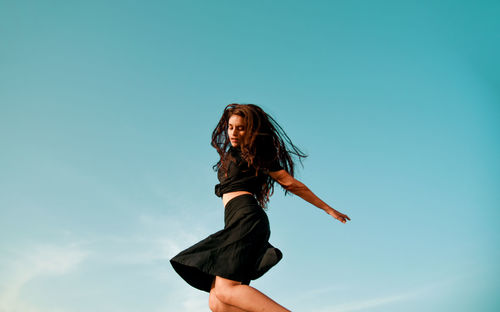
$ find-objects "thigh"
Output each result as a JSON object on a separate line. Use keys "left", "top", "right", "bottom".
{"left": 214, "top": 275, "right": 242, "bottom": 288}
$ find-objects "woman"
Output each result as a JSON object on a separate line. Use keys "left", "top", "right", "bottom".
{"left": 170, "top": 104, "right": 350, "bottom": 312}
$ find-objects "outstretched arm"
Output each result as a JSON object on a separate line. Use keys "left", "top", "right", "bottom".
{"left": 269, "top": 170, "right": 351, "bottom": 223}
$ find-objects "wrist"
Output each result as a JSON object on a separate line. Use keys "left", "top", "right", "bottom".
{"left": 323, "top": 205, "right": 335, "bottom": 213}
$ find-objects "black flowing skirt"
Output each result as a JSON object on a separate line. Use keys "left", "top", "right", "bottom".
{"left": 170, "top": 194, "right": 283, "bottom": 292}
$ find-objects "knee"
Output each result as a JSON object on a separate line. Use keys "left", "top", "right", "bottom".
{"left": 214, "top": 284, "right": 234, "bottom": 306}
{"left": 209, "top": 289, "right": 221, "bottom": 312}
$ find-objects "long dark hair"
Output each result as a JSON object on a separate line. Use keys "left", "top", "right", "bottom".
{"left": 211, "top": 103, "right": 307, "bottom": 208}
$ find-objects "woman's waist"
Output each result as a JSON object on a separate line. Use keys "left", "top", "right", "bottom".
{"left": 223, "top": 191, "right": 254, "bottom": 208}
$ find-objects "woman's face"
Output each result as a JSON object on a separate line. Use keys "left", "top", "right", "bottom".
{"left": 228, "top": 114, "right": 246, "bottom": 147}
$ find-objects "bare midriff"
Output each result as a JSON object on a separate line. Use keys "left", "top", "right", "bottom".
{"left": 222, "top": 191, "right": 253, "bottom": 208}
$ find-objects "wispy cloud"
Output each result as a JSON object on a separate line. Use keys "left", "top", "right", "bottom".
{"left": 313, "top": 276, "right": 462, "bottom": 312}
{"left": 317, "top": 292, "right": 415, "bottom": 312}
{"left": 84, "top": 212, "right": 209, "bottom": 266}
{"left": 0, "top": 243, "right": 88, "bottom": 312}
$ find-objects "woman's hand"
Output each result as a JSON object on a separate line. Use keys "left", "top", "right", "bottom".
{"left": 326, "top": 207, "right": 351, "bottom": 224}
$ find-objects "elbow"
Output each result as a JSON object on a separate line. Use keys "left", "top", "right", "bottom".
{"left": 284, "top": 179, "right": 306, "bottom": 194}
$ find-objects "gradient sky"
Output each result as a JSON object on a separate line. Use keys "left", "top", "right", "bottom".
{"left": 1, "top": 1, "right": 499, "bottom": 311}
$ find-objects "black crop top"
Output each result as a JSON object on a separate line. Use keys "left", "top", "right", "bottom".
{"left": 215, "top": 146, "right": 283, "bottom": 197}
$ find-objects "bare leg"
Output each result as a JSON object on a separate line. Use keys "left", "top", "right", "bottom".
{"left": 209, "top": 279, "right": 249, "bottom": 312}
{"left": 213, "top": 276, "right": 290, "bottom": 312}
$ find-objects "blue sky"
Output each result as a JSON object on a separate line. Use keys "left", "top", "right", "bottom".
{"left": 1, "top": 1, "right": 499, "bottom": 311}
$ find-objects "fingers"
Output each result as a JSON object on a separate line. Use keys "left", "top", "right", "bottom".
{"left": 337, "top": 215, "right": 350, "bottom": 223}
{"left": 340, "top": 213, "right": 350, "bottom": 221}
{"left": 326, "top": 209, "right": 351, "bottom": 223}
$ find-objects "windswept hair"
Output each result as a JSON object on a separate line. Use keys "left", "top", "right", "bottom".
{"left": 211, "top": 103, "right": 307, "bottom": 208}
